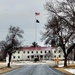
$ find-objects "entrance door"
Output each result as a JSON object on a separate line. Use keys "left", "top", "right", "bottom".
{"left": 34, "top": 55, "right": 39, "bottom": 62}
{"left": 40, "top": 55, "right": 43, "bottom": 60}
{"left": 37, "top": 55, "right": 39, "bottom": 61}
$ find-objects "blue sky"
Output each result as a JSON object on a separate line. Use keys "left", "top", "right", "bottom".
{"left": 0, "top": 0, "right": 48, "bottom": 46}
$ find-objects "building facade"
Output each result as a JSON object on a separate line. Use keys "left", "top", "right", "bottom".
{"left": 11, "top": 46, "right": 64, "bottom": 61}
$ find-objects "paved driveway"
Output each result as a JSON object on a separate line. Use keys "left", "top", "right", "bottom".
{"left": 0, "top": 64, "right": 65, "bottom": 75}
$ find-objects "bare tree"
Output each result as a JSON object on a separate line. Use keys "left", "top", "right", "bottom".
{"left": 42, "top": 0, "right": 75, "bottom": 66}
{"left": 0, "top": 41, "right": 7, "bottom": 60}
{"left": 0, "top": 26, "right": 24, "bottom": 67}
{"left": 31, "top": 41, "right": 39, "bottom": 47}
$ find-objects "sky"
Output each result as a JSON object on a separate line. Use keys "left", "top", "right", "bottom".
{"left": 0, "top": 0, "right": 48, "bottom": 46}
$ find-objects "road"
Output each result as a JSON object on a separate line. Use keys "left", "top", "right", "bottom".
{"left": 0, "top": 64, "right": 65, "bottom": 75}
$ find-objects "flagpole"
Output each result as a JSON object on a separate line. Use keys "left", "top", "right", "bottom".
{"left": 35, "top": 12, "right": 40, "bottom": 44}
{"left": 34, "top": 12, "right": 37, "bottom": 59}
{"left": 34, "top": 12, "right": 40, "bottom": 59}
{"left": 35, "top": 12, "right": 37, "bottom": 45}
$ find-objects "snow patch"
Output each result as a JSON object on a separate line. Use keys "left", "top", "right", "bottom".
{"left": 65, "top": 69, "right": 75, "bottom": 74}
{"left": 58, "top": 64, "right": 64, "bottom": 67}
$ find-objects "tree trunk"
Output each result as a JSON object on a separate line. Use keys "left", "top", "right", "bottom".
{"left": 7, "top": 54, "right": 12, "bottom": 68}
{"left": 62, "top": 44, "right": 68, "bottom": 67}
{"left": 74, "top": 55, "right": 75, "bottom": 61}
{"left": 64, "top": 55, "right": 67, "bottom": 67}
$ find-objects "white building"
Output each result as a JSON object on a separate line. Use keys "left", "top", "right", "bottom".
{"left": 11, "top": 46, "right": 64, "bottom": 61}
{"left": 51, "top": 47, "right": 64, "bottom": 60}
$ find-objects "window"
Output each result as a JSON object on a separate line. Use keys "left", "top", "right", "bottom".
{"left": 59, "top": 50, "right": 61, "bottom": 53}
{"left": 44, "top": 56, "right": 46, "bottom": 58}
{"left": 18, "top": 56, "right": 20, "bottom": 58}
{"left": 40, "top": 55, "right": 43, "bottom": 58}
{"left": 27, "top": 56, "right": 30, "bottom": 58}
{"left": 18, "top": 51, "right": 20, "bottom": 54}
{"left": 32, "top": 51, "right": 33, "bottom": 53}
{"left": 36, "top": 51, "right": 38, "bottom": 53}
{"left": 59, "top": 55, "right": 61, "bottom": 57}
{"left": 23, "top": 51, "right": 25, "bottom": 53}
{"left": 27, "top": 51, "right": 29, "bottom": 53}
{"left": 45, "top": 51, "right": 46, "bottom": 53}
{"left": 54, "top": 55, "right": 56, "bottom": 58}
{"left": 41, "top": 51, "right": 42, "bottom": 53}
{"left": 49, "top": 51, "right": 50, "bottom": 53}
{"left": 31, "top": 55, "right": 34, "bottom": 58}
{"left": 13, "top": 56, "right": 15, "bottom": 59}
{"left": 54, "top": 51, "right": 56, "bottom": 53}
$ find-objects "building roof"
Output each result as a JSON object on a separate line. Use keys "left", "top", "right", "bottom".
{"left": 20, "top": 46, "right": 53, "bottom": 51}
